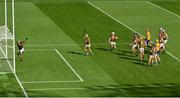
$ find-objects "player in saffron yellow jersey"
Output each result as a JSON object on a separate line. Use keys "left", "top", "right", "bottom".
{"left": 145, "top": 29, "right": 151, "bottom": 47}
{"left": 155, "top": 40, "right": 161, "bottom": 64}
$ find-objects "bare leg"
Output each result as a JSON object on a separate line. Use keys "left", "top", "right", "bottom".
{"left": 154, "top": 55, "right": 158, "bottom": 64}
{"left": 157, "top": 56, "right": 161, "bottom": 64}
{"left": 19, "top": 54, "right": 23, "bottom": 62}
{"left": 88, "top": 47, "right": 94, "bottom": 55}
{"left": 84, "top": 48, "right": 88, "bottom": 55}
{"left": 148, "top": 56, "right": 152, "bottom": 65}
{"left": 140, "top": 53, "right": 144, "bottom": 61}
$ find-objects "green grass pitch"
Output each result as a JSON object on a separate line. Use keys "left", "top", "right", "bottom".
{"left": 0, "top": 0, "right": 180, "bottom": 97}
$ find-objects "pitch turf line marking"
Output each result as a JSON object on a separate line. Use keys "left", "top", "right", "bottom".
{"left": 27, "top": 87, "right": 85, "bottom": 91}
{"left": 55, "top": 49, "right": 84, "bottom": 82}
{"left": 25, "top": 49, "right": 54, "bottom": 52}
{"left": 0, "top": 72, "right": 13, "bottom": 74}
{"left": 145, "top": 1, "right": 180, "bottom": 18}
{"left": 88, "top": 1, "right": 180, "bottom": 62}
{"left": 25, "top": 42, "right": 129, "bottom": 47}
{"left": 21, "top": 80, "right": 82, "bottom": 84}
{"left": 88, "top": 1, "right": 136, "bottom": 33}
{"left": 0, "top": 47, "right": 29, "bottom": 97}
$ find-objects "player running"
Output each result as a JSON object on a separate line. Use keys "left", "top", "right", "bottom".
{"left": 17, "top": 40, "right": 25, "bottom": 62}
{"left": 139, "top": 37, "right": 146, "bottom": 61}
{"left": 84, "top": 34, "right": 94, "bottom": 55}
{"left": 145, "top": 29, "right": 151, "bottom": 47}
{"left": 109, "top": 32, "right": 118, "bottom": 51}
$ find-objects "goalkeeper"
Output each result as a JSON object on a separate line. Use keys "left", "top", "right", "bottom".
{"left": 17, "top": 35, "right": 28, "bottom": 62}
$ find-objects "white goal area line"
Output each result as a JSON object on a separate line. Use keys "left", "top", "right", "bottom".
{"left": 88, "top": 1, "right": 180, "bottom": 62}
{"left": 55, "top": 49, "right": 84, "bottom": 82}
{"left": 0, "top": 72, "right": 13, "bottom": 74}
{"left": 27, "top": 87, "right": 85, "bottom": 91}
{"left": 21, "top": 80, "right": 82, "bottom": 84}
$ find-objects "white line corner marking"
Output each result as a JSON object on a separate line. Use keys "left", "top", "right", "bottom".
{"left": 88, "top": 1, "right": 180, "bottom": 62}
{"left": 54, "top": 49, "right": 84, "bottom": 82}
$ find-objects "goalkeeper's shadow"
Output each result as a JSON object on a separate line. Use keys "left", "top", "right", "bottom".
{"left": 67, "top": 51, "right": 86, "bottom": 56}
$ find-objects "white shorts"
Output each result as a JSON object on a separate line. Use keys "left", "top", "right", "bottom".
{"left": 164, "top": 40, "right": 168, "bottom": 44}
{"left": 150, "top": 55, "right": 154, "bottom": 58}
{"left": 20, "top": 48, "right": 25, "bottom": 54}
{"left": 139, "top": 48, "right": 144, "bottom": 53}
{"left": 160, "top": 43, "right": 164, "bottom": 48}
{"left": 155, "top": 53, "right": 159, "bottom": 56}
{"left": 85, "top": 44, "right": 91, "bottom": 48}
{"left": 110, "top": 42, "right": 116, "bottom": 46}
{"left": 132, "top": 44, "right": 137, "bottom": 49}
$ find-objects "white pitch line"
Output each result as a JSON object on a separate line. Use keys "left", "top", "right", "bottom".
{"left": 21, "top": 80, "right": 82, "bottom": 84}
{"left": 165, "top": 51, "right": 180, "bottom": 62}
{"left": 0, "top": 72, "right": 13, "bottom": 74}
{"left": 0, "top": 47, "right": 28, "bottom": 97}
{"left": 54, "top": 49, "right": 84, "bottom": 82}
{"left": 145, "top": 1, "right": 180, "bottom": 18}
{"left": 27, "top": 87, "right": 85, "bottom": 91}
{"left": 25, "top": 42, "right": 129, "bottom": 47}
{"left": 25, "top": 49, "right": 54, "bottom": 52}
{"left": 88, "top": 1, "right": 180, "bottom": 62}
{"left": 88, "top": 1, "right": 136, "bottom": 33}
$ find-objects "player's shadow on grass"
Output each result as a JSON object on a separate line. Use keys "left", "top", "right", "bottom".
{"left": 132, "top": 61, "right": 147, "bottom": 66}
{"left": 144, "top": 49, "right": 151, "bottom": 54}
{"left": 96, "top": 47, "right": 110, "bottom": 52}
{"left": 67, "top": 51, "right": 85, "bottom": 56}
{"left": 115, "top": 51, "right": 147, "bottom": 66}
{"left": 119, "top": 56, "right": 139, "bottom": 61}
{"left": 113, "top": 50, "right": 134, "bottom": 57}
